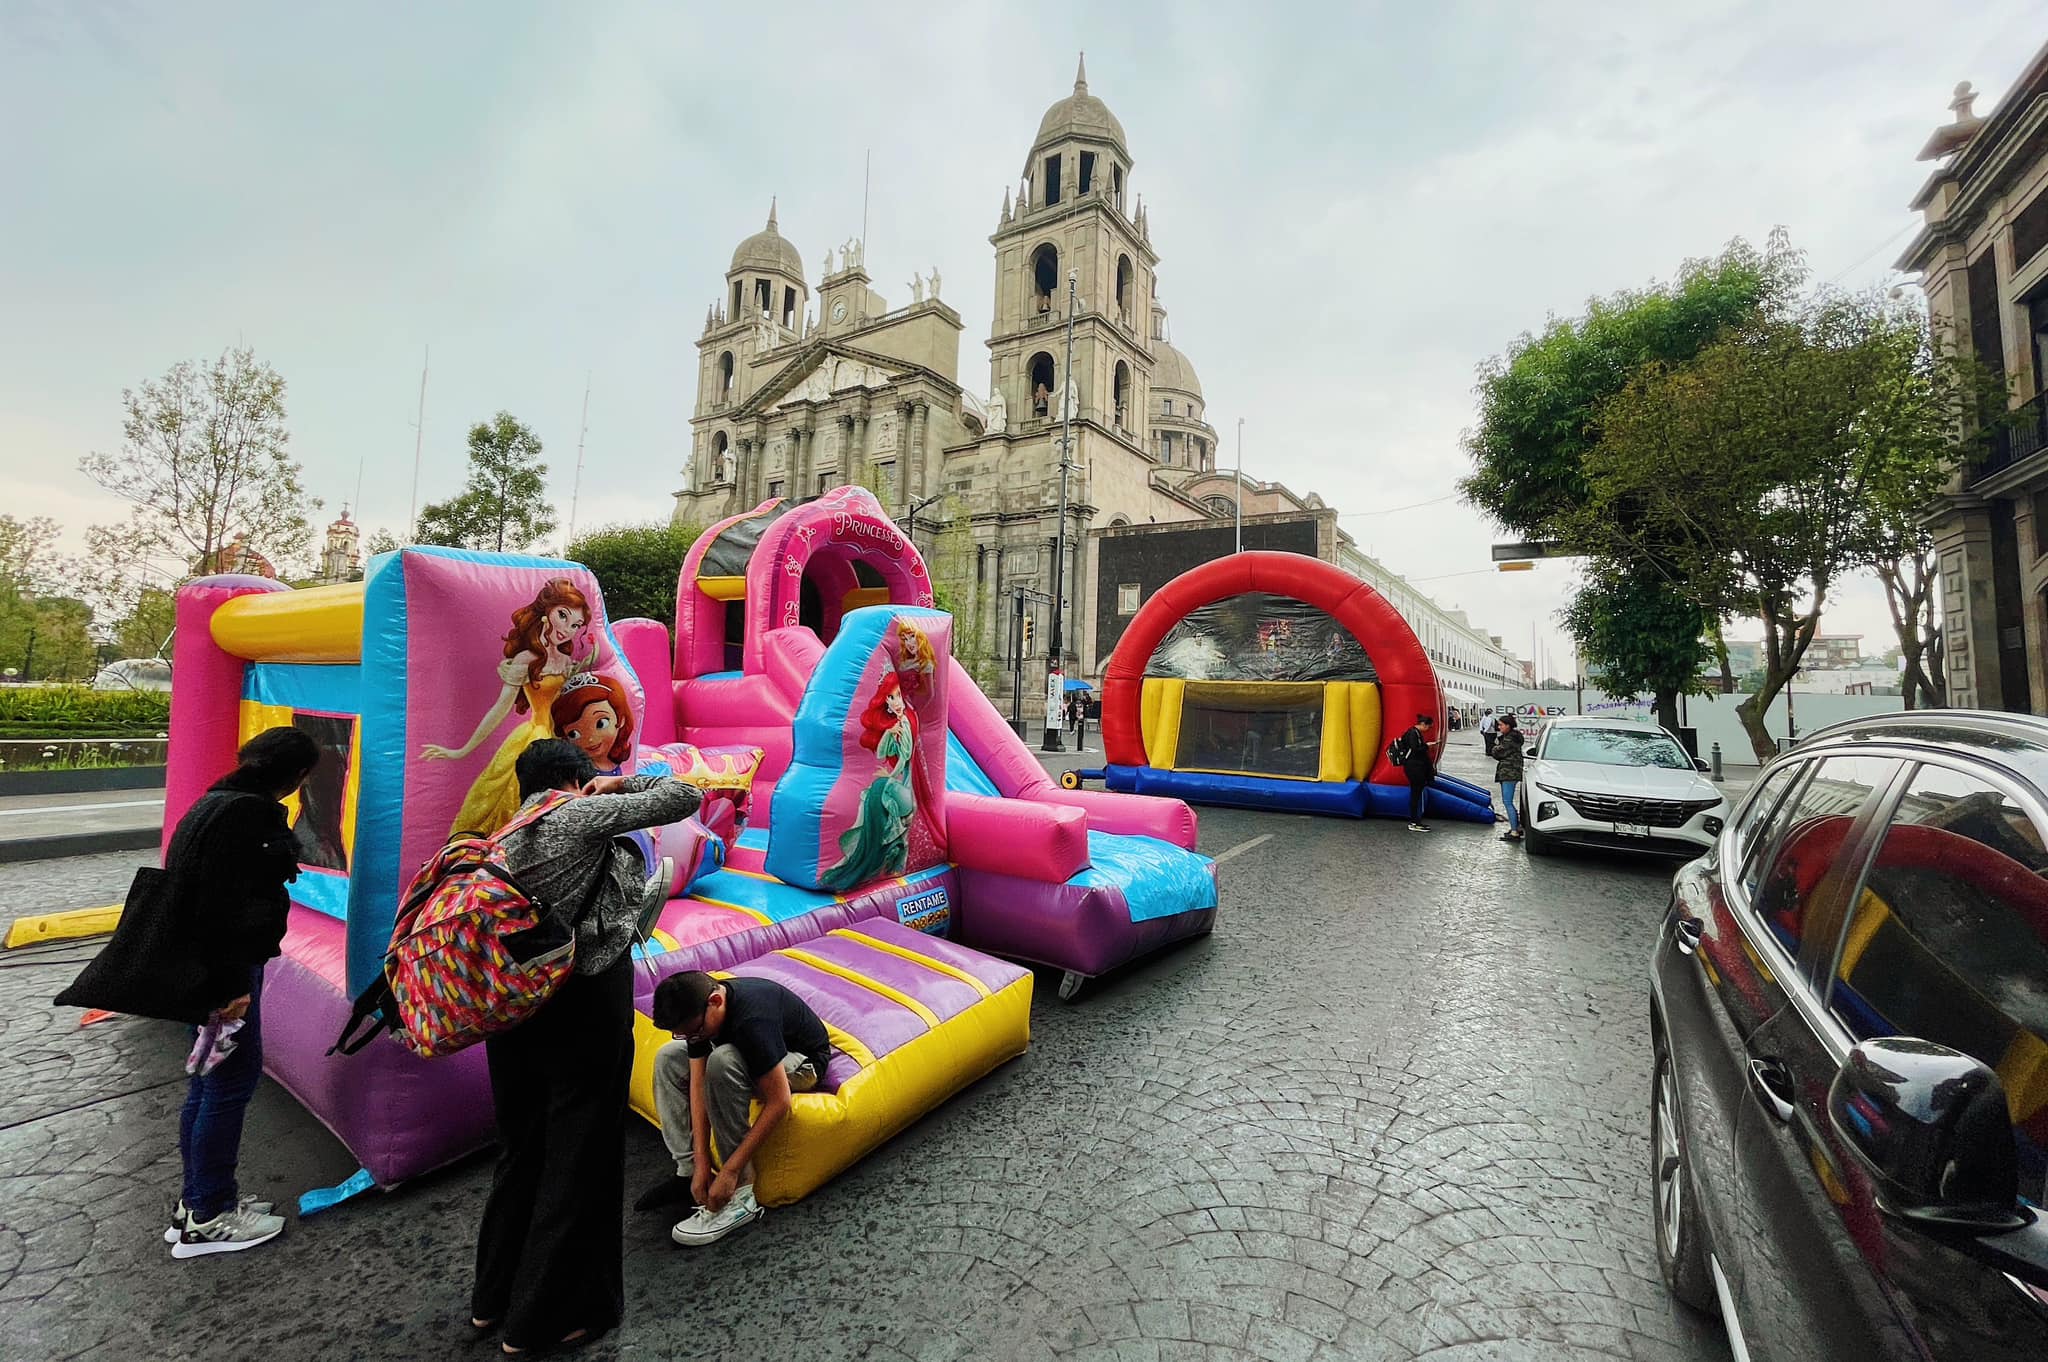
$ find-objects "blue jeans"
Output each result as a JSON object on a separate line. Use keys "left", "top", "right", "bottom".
{"left": 179, "top": 966, "right": 264, "bottom": 1220}
{"left": 1500, "top": 781, "right": 1522, "bottom": 832}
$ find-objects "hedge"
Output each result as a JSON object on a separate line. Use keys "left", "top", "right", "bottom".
{"left": 0, "top": 687, "right": 171, "bottom": 733}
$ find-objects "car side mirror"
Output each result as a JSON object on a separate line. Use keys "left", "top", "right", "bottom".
{"left": 1693, "top": 757, "right": 1710, "bottom": 772}
{"left": 1829, "top": 1038, "right": 2048, "bottom": 1290}
{"left": 1828, "top": 1038, "right": 2022, "bottom": 1230}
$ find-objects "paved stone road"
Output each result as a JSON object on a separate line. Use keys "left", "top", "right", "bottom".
{"left": 0, "top": 758, "right": 1731, "bottom": 1362}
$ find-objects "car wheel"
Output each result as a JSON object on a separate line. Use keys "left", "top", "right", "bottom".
{"left": 1522, "top": 817, "right": 1553, "bottom": 856}
{"left": 1652, "top": 1036, "right": 1716, "bottom": 1312}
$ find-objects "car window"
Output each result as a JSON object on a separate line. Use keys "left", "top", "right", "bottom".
{"left": 1730, "top": 762, "right": 1802, "bottom": 873}
{"left": 1743, "top": 755, "right": 1903, "bottom": 961}
{"left": 1828, "top": 762, "right": 2048, "bottom": 1202}
{"left": 1538, "top": 725, "right": 1690, "bottom": 769}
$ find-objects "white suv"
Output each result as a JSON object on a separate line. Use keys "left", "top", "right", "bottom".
{"left": 1519, "top": 715, "right": 1728, "bottom": 859}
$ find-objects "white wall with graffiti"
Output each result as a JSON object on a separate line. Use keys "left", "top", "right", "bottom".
{"left": 1473, "top": 688, "right": 1906, "bottom": 767}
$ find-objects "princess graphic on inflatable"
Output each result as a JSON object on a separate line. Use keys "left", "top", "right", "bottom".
{"left": 821, "top": 621, "right": 938, "bottom": 891}
{"left": 420, "top": 578, "right": 606, "bottom": 838}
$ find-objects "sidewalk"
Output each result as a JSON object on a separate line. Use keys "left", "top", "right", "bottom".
{"left": 0, "top": 786, "right": 164, "bottom": 863}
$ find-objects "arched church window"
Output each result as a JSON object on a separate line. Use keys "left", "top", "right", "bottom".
{"left": 1079, "top": 151, "right": 1096, "bottom": 195}
{"left": 712, "top": 431, "right": 733, "bottom": 483}
{"left": 1028, "top": 352, "right": 1056, "bottom": 417}
{"left": 719, "top": 351, "right": 735, "bottom": 398}
{"left": 1112, "top": 361, "right": 1130, "bottom": 428}
{"left": 1205, "top": 496, "right": 1235, "bottom": 519}
{"left": 755, "top": 279, "right": 772, "bottom": 317}
{"left": 1031, "top": 244, "right": 1059, "bottom": 315}
{"left": 1113, "top": 164, "right": 1125, "bottom": 212}
{"left": 731, "top": 281, "right": 743, "bottom": 317}
{"left": 1115, "top": 256, "right": 1133, "bottom": 324}
{"left": 781, "top": 286, "right": 797, "bottom": 329}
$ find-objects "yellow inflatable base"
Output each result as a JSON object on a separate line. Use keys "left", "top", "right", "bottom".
{"left": 628, "top": 971, "right": 1033, "bottom": 1207}
{"left": 5, "top": 903, "right": 122, "bottom": 950}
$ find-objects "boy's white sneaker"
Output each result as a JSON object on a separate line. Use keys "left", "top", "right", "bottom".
{"left": 671, "top": 1185, "right": 761, "bottom": 1246}
{"left": 172, "top": 1204, "right": 285, "bottom": 1258}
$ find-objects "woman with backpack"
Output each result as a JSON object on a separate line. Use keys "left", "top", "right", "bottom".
{"left": 1393, "top": 712, "right": 1437, "bottom": 832}
{"left": 470, "top": 737, "right": 699, "bottom": 1356}
{"left": 1493, "top": 712, "right": 1527, "bottom": 843}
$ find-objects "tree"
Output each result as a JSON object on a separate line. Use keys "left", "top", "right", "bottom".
{"left": 1459, "top": 240, "right": 1780, "bottom": 726}
{"left": 0, "top": 516, "right": 99, "bottom": 680}
{"left": 109, "top": 586, "right": 178, "bottom": 661}
{"left": 1574, "top": 284, "right": 1965, "bottom": 760}
{"left": 415, "top": 413, "right": 555, "bottom": 552}
{"left": 1874, "top": 533, "right": 1944, "bottom": 709}
{"left": 921, "top": 501, "right": 995, "bottom": 688}
{"left": 364, "top": 528, "right": 404, "bottom": 557}
{"left": 81, "top": 347, "right": 316, "bottom": 580}
{"left": 1560, "top": 568, "right": 1710, "bottom": 719}
{"left": 565, "top": 521, "right": 705, "bottom": 624}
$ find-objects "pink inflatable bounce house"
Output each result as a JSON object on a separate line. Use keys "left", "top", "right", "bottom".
{"left": 159, "top": 486, "right": 1216, "bottom": 1207}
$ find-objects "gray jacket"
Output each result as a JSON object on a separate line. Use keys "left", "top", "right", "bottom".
{"left": 500, "top": 775, "right": 700, "bottom": 975}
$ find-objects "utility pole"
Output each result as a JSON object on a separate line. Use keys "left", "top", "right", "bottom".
{"left": 407, "top": 346, "right": 429, "bottom": 538}
{"left": 1234, "top": 417, "right": 1244, "bottom": 553}
{"left": 566, "top": 373, "right": 591, "bottom": 545}
{"left": 1044, "top": 269, "right": 1077, "bottom": 752}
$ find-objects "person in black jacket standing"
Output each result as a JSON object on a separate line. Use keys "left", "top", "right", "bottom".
{"left": 168, "top": 726, "right": 319, "bottom": 1257}
{"left": 1396, "top": 713, "right": 1438, "bottom": 832}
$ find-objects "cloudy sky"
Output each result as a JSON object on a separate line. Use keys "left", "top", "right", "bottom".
{"left": 3, "top": 0, "right": 2040, "bottom": 674}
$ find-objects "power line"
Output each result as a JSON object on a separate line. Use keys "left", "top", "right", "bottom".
{"left": 1824, "top": 221, "right": 1916, "bottom": 287}
{"left": 1337, "top": 493, "right": 1457, "bottom": 518}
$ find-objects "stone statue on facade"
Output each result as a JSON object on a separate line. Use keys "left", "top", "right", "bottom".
{"left": 851, "top": 239, "right": 863, "bottom": 268}
{"left": 907, "top": 273, "right": 924, "bottom": 304}
{"left": 822, "top": 250, "right": 833, "bottom": 277}
{"left": 928, "top": 265, "right": 942, "bottom": 299}
{"left": 719, "top": 447, "right": 737, "bottom": 484}
{"left": 985, "top": 384, "right": 1007, "bottom": 435}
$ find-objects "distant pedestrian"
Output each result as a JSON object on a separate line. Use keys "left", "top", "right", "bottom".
{"left": 1480, "top": 709, "right": 1501, "bottom": 758}
{"left": 1494, "top": 713, "right": 1526, "bottom": 843}
{"left": 1393, "top": 713, "right": 1437, "bottom": 832}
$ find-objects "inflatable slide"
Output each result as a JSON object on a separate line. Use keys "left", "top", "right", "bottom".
{"left": 158, "top": 486, "right": 1216, "bottom": 1203}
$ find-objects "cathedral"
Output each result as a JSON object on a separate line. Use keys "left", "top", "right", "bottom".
{"left": 672, "top": 57, "right": 1236, "bottom": 680}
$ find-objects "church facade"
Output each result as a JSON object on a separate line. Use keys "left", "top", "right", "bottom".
{"left": 673, "top": 59, "right": 1517, "bottom": 691}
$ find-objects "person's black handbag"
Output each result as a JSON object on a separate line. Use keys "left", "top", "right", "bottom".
{"left": 54, "top": 864, "right": 218, "bottom": 1025}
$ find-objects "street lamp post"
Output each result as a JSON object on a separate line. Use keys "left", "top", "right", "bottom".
{"left": 1044, "top": 269, "right": 1078, "bottom": 753}
{"left": 902, "top": 492, "right": 944, "bottom": 555}
{"left": 1234, "top": 417, "right": 1244, "bottom": 554}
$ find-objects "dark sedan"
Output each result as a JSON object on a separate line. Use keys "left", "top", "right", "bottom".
{"left": 1650, "top": 711, "right": 2048, "bottom": 1360}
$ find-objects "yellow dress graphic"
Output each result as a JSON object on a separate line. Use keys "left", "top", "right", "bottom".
{"left": 447, "top": 673, "right": 567, "bottom": 840}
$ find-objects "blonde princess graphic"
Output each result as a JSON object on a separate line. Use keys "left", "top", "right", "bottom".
{"left": 420, "top": 578, "right": 606, "bottom": 838}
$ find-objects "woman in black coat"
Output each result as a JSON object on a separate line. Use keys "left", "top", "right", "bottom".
{"left": 164, "top": 726, "right": 319, "bottom": 1256}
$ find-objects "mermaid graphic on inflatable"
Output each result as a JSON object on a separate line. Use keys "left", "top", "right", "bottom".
{"left": 419, "top": 578, "right": 607, "bottom": 838}
{"left": 821, "top": 620, "right": 939, "bottom": 891}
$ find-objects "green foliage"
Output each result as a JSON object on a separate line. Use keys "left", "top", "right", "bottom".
{"left": 1560, "top": 569, "right": 1708, "bottom": 728}
{"left": 1573, "top": 278, "right": 1976, "bottom": 758}
{"left": 80, "top": 347, "right": 316, "bottom": 578}
{"left": 0, "top": 739, "right": 167, "bottom": 772}
{"left": 109, "top": 587, "right": 177, "bottom": 661}
{"left": 0, "top": 686, "right": 169, "bottom": 733}
{"left": 1460, "top": 240, "right": 1780, "bottom": 538}
{"left": 364, "top": 528, "right": 403, "bottom": 557}
{"left": 415, "top": 412, "right": 556, "bottom": 553}
{"left": 0, "top": 515, "right": 97, "bottom": 681}
{"left": 565, "top": 521, "right": 705, "bottom": 624}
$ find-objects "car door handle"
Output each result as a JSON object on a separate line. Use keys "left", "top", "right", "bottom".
{"left": 1748, "top": 1058, "right": 1796, "bottom": 1122}
{"left": 1673, "top": 915, "right": 1703, "bottom": 956}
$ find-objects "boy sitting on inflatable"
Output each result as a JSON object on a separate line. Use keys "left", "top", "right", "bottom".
{"left": 640, "top": 972, "right": 832, "bottom": 1245}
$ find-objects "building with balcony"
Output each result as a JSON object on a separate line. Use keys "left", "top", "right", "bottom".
{"left": 1901, "top": 43, "right": 2048, "bottom": 712}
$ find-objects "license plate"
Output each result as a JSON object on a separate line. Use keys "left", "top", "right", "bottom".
{"left": 1616, "top": 822, "right": 1651, "bottom": 839}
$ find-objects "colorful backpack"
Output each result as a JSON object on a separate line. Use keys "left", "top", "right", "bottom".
{"left": 332, "top": 792, "right": 595, "bottom": 1060}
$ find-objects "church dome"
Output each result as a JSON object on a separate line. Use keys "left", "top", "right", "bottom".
{"left": 729, "top": 200, "right": 803, "bottom": 277}
{"left": 1034, "top": 55, "right": 1126, "bottom": 152}
{"left": 1152, "top": 338, "right": 1202, "bottom": 400}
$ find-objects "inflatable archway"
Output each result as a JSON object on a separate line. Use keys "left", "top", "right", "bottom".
{"left": 1099, "top": 552, "right": 1494, "bottom": 821}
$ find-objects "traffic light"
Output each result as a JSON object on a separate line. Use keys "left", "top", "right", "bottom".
{"left": 1022, "top": 616, "right": 1035, "bottom": 654}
